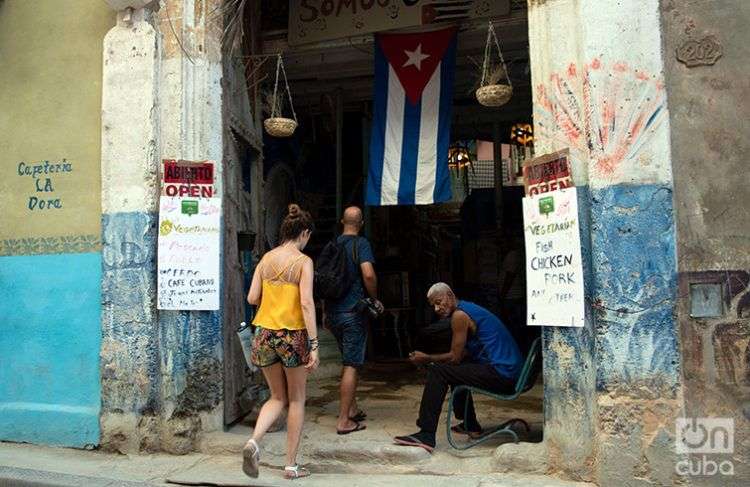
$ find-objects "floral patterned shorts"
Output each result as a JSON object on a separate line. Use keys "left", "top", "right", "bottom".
{"left": 251, "top": 327, "right": 310, "bottom": 368}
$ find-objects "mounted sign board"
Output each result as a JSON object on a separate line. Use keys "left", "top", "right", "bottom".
{"left": 288, "top": 0, "right": 511, "bottom": 46}
{"left": 157, "top": 196, "right": 221, "bottom": 310}
{"left": 523, "top": 187, "right": 584, "bottom": 327}
{"left": 161, "top": 159, "right": 216, "bottom": 198}
{"left": 522, "top": 148, "right": 573, "bottom": 196}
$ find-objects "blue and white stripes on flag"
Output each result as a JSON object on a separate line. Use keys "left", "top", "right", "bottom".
{"left": 366, "top": 28, "right": 457, "bottom": 206}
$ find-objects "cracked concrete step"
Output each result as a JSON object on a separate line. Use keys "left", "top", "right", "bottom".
{"left": 199, "top": 431, "right": 552, "bottom": 477}
{"left": 200, "top": 431, "right": 499, "bottom": 476}
{"left": 0, "top": 443, "right": 593, "bottom": 487}
{"left": 168, "top": 455, "right": 591, "bottom": 487}
{"left": 200, "top": 433, "right": 430, "bottom": 464}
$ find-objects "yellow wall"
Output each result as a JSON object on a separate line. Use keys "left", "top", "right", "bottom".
{"left": 0, "top": 0, "right": 115, "bottom": 255}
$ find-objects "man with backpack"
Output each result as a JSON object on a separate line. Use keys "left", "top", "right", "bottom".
{"left": 316, "top": 206, "right": 382, "bottom": 435}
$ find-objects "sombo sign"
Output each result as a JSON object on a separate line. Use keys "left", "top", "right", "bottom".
{"left": 523, "top": 187, "right": 584, "bottom": 327}
{"left": 289, "top": 0, "right": 510, "bottom": 46}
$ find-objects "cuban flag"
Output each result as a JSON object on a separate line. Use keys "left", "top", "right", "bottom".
{"left": 366, "top": 27, "right": 457, "bottom": 206}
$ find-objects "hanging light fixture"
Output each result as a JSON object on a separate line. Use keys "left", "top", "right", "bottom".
{"left": 511, "top": 123, "right": 533, "bottom": 146}
{"left": 448, "top": 141, "right": 472, "bottom": 170}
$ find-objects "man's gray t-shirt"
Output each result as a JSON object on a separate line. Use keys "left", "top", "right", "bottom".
{"left": 329, "top": 235, "right": 375, "bottom": 314}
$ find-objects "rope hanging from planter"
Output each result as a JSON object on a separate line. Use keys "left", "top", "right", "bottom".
{"left": 476, "top": 21, "right": 513, "bottom": 108}
{"left": 264, "top": 53, "right": 298, "bottom": 137}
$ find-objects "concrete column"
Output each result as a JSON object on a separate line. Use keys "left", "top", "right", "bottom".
{"left": 155, "top": 0, "right": 225, "bottom": 453}
{"left": 529, "top": 1, "right": 681, "bottom": 484}
{"left": 100, "top": 5, "right": 162, "bottom": 452}
{"left": 100, "top": 0, "right": 225, "bottom": 454}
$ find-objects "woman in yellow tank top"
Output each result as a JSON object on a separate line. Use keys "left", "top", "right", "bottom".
{"left": 242, "top": 204, "right": 319, "bottom": 480}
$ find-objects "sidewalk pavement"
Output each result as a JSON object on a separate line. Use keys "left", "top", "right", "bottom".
{"left": 0, "top": 442, "right": 595, "bottom": 487}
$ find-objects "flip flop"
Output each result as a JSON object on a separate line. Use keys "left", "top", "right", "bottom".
{"left": 451, "top": 423, "right": 483, "bottom": 439}
{"left": 349, "top": 410, "right": 367, "bottom": 422}
{"left": 336, "top": 421, "right": 367, "bottom": 435}
{"left": 393, "top": 435, "right": 435, "bottom": 454}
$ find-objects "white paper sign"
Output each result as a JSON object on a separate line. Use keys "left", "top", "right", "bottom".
{"left": 523, "top": 187, "right": 584, "bottom": 327}
{"left": 157, "top": 196, "right": 221, "bottom": 310}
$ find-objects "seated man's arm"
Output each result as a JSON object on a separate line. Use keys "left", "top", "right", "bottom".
{"left": 411, "top": 311, "right": 471, "bottom": 365}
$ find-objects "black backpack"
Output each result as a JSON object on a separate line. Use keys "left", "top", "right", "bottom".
{"left": 314, "top": 237, "right": 359, "bottom": 301}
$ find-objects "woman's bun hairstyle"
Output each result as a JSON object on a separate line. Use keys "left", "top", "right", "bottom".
{"left": 279, "top": 203, "right": 314, "bottom": 243}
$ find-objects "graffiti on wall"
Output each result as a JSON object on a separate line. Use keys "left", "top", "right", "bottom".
{"left": 535, "top": 58, "right": 668, "bottom": 180}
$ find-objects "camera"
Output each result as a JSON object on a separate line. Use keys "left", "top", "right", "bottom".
{"left": 354, "top": 297, "right": 383, "bottom": 319}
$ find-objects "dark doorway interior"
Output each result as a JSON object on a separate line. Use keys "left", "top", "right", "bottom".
{"left": 227, "top": 0, "right": 542, "bottom": 445}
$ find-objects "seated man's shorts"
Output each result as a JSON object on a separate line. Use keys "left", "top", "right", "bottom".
{"left": 251, "top": 327, "right": 310, "bottom": 368}
{"left": 328, "top": 312, "right": 367, "bottom": 367}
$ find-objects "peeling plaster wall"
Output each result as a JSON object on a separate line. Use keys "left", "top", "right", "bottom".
{"left": 661, "top": 0, "right": 750, "bottom": 483}
{"left": 529, "top": 1, "right": 682, "bottom": 484}
{"left": 541, "top": 187, "right": 597, "bottom": 479}
{"left": 100, "top": 0, "right": 225, "bottom": 454}
{"left": 100, "top": 7, "right": 163, "bottom": 453}
{"left": 156, "top": 0, "right": 225, "bottom": 450}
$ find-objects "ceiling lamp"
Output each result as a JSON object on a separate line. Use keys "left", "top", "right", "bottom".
{"left": 448, "top": 142, "right": 472, "bottom": 170}
{"left": 511, "top": 123, "right": 533, "bottom": 146}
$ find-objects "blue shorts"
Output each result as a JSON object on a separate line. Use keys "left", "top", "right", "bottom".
{"left": 328, "top": 312, "right": 367, "bottom": 367}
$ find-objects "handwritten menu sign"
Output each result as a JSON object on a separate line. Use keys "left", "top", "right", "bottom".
{"left": 523, "top": 187, "right": 584, "bottom": 327}
{"left": 157, "top": 196, "right": 221, "bottom": 310}
{"left": 523, "top": 149, "right": 573, "bottom": 196}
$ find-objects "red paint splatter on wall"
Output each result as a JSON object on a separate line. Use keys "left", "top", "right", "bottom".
{"left": 535, "top": 58, "right": 667, "bottom": 178}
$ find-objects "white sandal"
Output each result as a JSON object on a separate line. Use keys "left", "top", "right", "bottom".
{"left": 284, "top": 464, "right": 310, "bottom": 479}
{"left": 242, "top": 438, "right": 260, "bottom": 478}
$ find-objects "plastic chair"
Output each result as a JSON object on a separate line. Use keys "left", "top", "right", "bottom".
{"left": 446, "top": 337, "right": 542, "bottom": 450}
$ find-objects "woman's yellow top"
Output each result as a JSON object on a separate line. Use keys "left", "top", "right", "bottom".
{"left": 252, "top": 255, "right": 306, "bottom": 331}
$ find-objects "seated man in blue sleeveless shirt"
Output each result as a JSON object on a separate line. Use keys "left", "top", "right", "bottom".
{"left": 393, "top": 282, "right": 523, "bottom": 453}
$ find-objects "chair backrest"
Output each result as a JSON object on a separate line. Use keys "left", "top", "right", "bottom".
{"left": 514, "top": 337, "right": 542, "bottom": 394}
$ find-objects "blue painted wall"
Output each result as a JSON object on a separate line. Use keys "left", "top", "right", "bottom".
{"left": 101, "top": 211, "right": 160, "bottom": 417}
{"left": 543, "top": 184, "right": 680, "bottom": 478}
{"left": 100, "top": 210, "right": 224, "bottom": 453}
{"left": 590, "top": 184, "right": 679, "bottom": 393}
{"left": 0, "top": 252, "right": 102, "bottom": 447}
{"left": 101, "top": 210, "right": 224, "bottom": 416}
{"left": 542, "top": 186, "right": 597, "bottom": 469}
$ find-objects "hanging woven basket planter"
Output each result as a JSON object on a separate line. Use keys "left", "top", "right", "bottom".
{"left": 264, "top": 117, "right": 297, "bottom": 138}
{"left": 264, "top": 54, "right": 298, "bottom": 137}
{"left": 476, "top": 84, "right": 513, "bottom": 107}
{"left": 476, "top": 21, "right": 513, "bottom": 108}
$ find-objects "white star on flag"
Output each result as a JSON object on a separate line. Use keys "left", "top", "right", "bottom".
{"left": 402, "top": 44, "right": 430, "bottom": 70}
